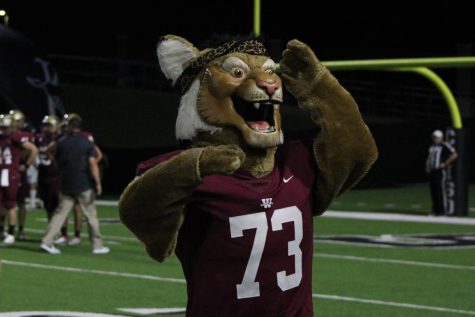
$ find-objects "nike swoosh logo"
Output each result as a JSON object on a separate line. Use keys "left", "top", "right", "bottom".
{"left": 283, "top": 175, "right": 294, "bottom": 183}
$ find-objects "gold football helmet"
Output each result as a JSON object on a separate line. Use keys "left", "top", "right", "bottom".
{"left": 8, "top": 109, "right": 25, "bottom": 130}
{"left": 41, "top": 115, "right": 60, "bottom": 133}
{"left": 62, "top": 113, "right": 82, "bottom": 126}
{"left": 0, "top": 114, "right": 13, "bottom": 134}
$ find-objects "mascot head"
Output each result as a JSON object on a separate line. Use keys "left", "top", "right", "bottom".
{"left": 157, "top": 35, "right": 283, "bottom": 149}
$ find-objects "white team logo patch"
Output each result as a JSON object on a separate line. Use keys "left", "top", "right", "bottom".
{"left": 260, "top": 198, "right": 273, "bottom": 209}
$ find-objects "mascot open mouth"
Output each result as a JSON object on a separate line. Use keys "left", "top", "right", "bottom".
{"left": 232, "top": 96, "right": 278, "bottom": 133}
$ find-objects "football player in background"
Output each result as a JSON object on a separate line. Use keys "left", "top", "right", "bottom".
{"left": 0, "top": 114, "right": 38, "bottom": 245}
{"left": 9, "top": 109, "right": 37, "bottom": 241}
{"left": 36, "top": 115, "right": 61, "bottom": 221}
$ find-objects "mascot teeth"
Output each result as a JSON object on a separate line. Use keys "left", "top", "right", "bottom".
{"left": 253, "top": 103, "right": 260, "bottom": 110}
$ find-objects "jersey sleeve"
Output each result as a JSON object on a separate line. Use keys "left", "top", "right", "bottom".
{"left": 119, "top": 148, "right": 203, "bottom": 262}
{"left": 81, "top": 131, "right": 95, "bottom": 143}
{"left": 136, "top": 150, "right": 183, "bottom": 176}
{"left": 25, "top": 131, "right": 34, "bottom": 142}
{"left": 10, "top": 131, "right": 27, "bottom": 145}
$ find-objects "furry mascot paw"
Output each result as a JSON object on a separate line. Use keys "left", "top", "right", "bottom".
{"left": 279, "top": 39, "right": 326, "bottom": 108}
{"left": 199, "top": 145, "right": 246, "bottom": 176}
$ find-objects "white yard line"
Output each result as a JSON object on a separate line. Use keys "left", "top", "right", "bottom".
{"left": 4, "top": 258, "right": 475, "bottom": 315}
{"left": 313, "top": 294, "right": 475, "bottom": 316}
{"left": 315, "top": 253, "right": 475, "bottom": 270}
{"left": 324, "top": 210, "right": 475, "bottom": 225}
{"left": 0, "top": 313, "right": 130, "bottom": 317}
{"left": 117, "top": 308, "right": 186, "bottom": 315}
{"left": 24, "top": 228, "right": 138, "bottom": 243}
{"left": 2, "top": 260, "right": 186, "bottom": 284}
{"left": 96, "top": 200, "right": 119, "bottom": 207}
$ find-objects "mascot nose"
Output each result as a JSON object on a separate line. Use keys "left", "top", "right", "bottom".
{"left": 257, "top": 80, "right": 279, "bottom": 96}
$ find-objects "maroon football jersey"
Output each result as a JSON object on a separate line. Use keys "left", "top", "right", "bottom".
{"left": 19, "top": 130, "right": 34, "bottom": 143}
{"left": 0, "top": 131, "right": 27, "bottom": 176}
{"left": 138, "top": 140, "right": 317, "bottom": 316}
{"left": 17, "top": 130, "right": 35, "bottom": 165}
{"left": 35, "top": 132, "right": 60, "bottom": 182}
{"left": 80, "top": 131, "right": 95, "bottom": 143}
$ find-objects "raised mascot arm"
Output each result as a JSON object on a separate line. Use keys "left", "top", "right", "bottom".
{"left": 280, "top": 40, "right": 378, "bottom": 215}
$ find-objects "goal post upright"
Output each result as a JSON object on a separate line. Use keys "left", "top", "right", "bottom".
{"left": 319, "top": 59, "right": 474, "bottom": 216}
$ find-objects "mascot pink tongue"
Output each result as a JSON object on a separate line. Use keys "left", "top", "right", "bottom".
{"left": 119, "top": 35, "right": 377, "bottom": 317}
{"left": 248, "top": 120, "right": 270, "bottom": 130}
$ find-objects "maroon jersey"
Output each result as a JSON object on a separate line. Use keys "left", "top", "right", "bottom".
{"left": 15, "top": 130, "right": 34, "bottom": 167}
{"left": 80, "top": 131, "right": 95, "bottom": 143}
{"left": 35, "top": 132, "right": 60, "bottom": 183}
{"left": 19, "top": 130, "right": 34, "bottom": 143}
{"left": 0, "top": 131, "right": 27, "bottom": 208}
{"left": 15, "top": 130, "right": 35, "bottom": 202}
{"left": 0, "top": 131, "right": 27, "bottom": 175}
{"left": 138, "top": 140, "right": 316, "bottom": 316}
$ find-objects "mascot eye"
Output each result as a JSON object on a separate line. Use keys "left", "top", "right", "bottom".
{"left": 265, "top": 69, "right": 274, "bottom": 75}
{"left": 233, "top": 68, "right": 244, "bottom": 78}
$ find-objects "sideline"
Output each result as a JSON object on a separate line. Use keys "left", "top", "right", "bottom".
{"left": 324, "top": 210, "right": 475, "bottom": 226}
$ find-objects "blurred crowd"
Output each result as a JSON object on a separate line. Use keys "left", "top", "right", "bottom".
{"left": 0, "top": 110, "right": 105, "bottom": 250}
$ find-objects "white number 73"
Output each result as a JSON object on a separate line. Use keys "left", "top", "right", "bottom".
{"left": 229, "top": 206, "right": 303, "bottom": 299}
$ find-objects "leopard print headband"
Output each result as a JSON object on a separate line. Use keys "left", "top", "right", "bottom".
{"left": 174, "top": 39, "right": 268, "bottom": 94}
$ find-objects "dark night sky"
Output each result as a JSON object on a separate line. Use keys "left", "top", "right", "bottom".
{"left": 1, "top": 0, "right": 474, "bottom": 61}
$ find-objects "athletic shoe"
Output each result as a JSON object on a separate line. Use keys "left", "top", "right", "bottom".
{"left": 40, "top": 244, "right": 61, "bottom": 254}
{"left": 68, "top": 237, "right": 81, "bottom": 246}
{"left": 3, "top": 234, "right": 15, "bottom": 245}
{"left": 54, "top": 236, "right": 68, "bottom": 245}
{"left": 17, "top": 231, "right": 26, "bottom": 241}
{"left": 92, "top": 246, "right": 110, "bottom": 255}
{"left": 26, "top": 203, "right": 35, "bottom": 211}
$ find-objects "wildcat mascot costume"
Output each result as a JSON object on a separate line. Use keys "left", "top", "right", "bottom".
{"left": 119, "top": 35, "right": 378, "bottom": 316}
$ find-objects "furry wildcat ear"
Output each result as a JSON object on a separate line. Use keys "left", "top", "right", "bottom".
{"left": 157, "top": 35, "right": 198, "bottom": 85}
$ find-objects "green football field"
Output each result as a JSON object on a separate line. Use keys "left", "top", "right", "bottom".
{"left": 1, "top": 183, "right": 475, "bottom": 317}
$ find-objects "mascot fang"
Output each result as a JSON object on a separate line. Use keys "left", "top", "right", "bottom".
{"left": 119, "top": 35, "right": 378, "bottom": 316}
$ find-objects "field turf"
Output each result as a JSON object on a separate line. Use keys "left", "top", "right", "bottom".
{"left": 1, "top": 183, "right": 474, "bottom": 317}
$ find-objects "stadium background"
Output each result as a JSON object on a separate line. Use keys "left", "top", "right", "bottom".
{"left": 1, "top": 0, "right": 474, "bottom": 195}
{"left": 1, "top": 1, "right": 475, "bottom": 316}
